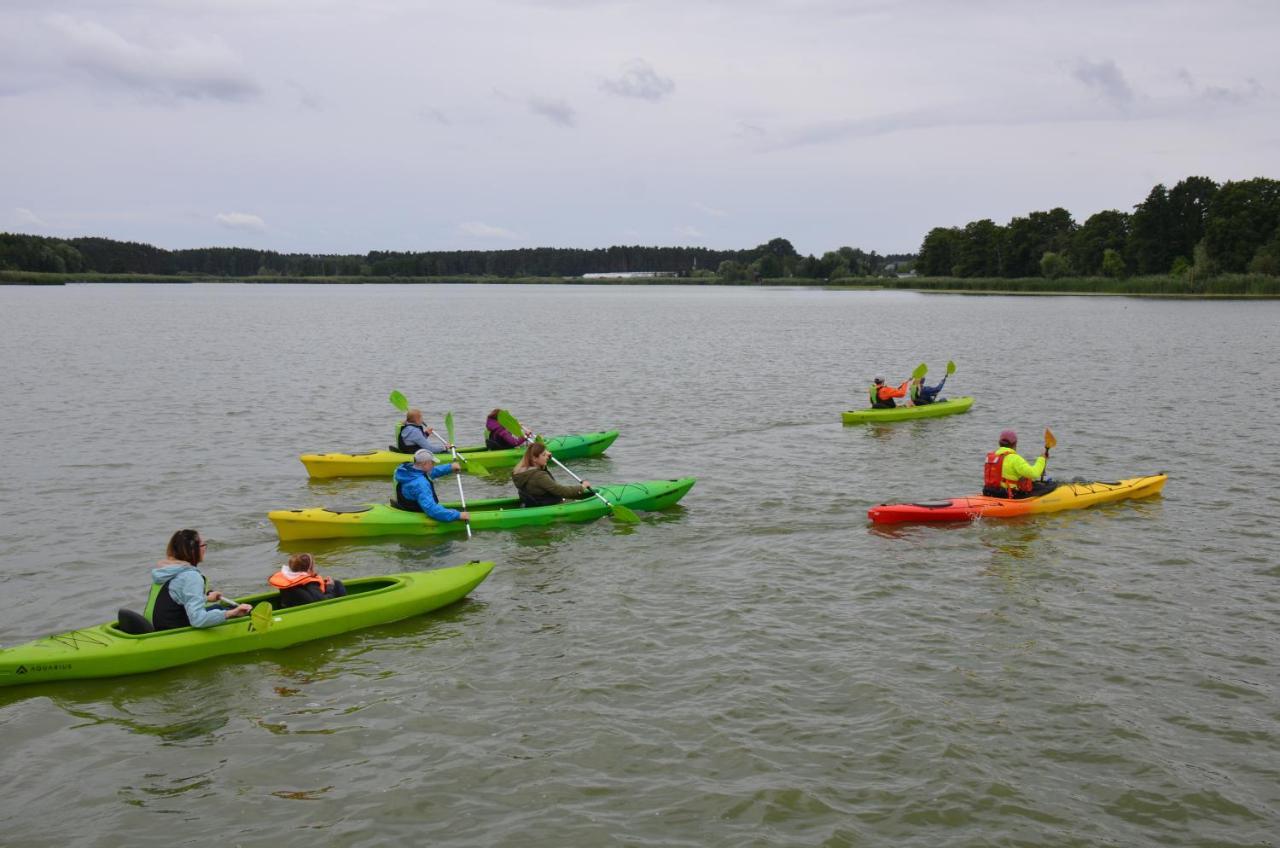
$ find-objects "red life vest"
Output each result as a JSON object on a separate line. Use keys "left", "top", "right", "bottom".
{"left": 268, "top": 571, "right": 329, "bottom": 591}
{"left": 984, "top": 449, "right": 1032, "bottom": 495}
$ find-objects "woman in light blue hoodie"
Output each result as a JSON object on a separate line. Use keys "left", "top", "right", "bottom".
{"left": 146, "top": 529, "right": 251, "bottom": 631}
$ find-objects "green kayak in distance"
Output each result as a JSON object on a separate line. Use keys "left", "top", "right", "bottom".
{"left": 0, "top": 561, "right": 494, "bottom": 689}
{"left": 841, "top": 397, "right": 974, "bottom": 424}
{"left": 269, "top": 477, "right": 697, "bottom": 541}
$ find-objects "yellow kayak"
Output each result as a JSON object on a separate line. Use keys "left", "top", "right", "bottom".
{"left": 300, "top": 431, "right": 618, "bottom": 478}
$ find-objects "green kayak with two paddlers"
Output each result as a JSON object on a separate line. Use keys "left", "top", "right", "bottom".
{"left": 844, "top": 360, "right": 973, "bottom": 424}
{"left": 269, "top": 478, "right": 697, "bottom": 541}
{"left": 0, "top": 561, "right": 494, "bottom": 688}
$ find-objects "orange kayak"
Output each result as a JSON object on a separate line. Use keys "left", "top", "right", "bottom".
{"left": 868, "top": 474, "right": 1167, "bottom": 524}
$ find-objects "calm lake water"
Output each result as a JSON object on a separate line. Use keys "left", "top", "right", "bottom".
{"left": 1, "top": 283, "right": 1277, "bottom": 847}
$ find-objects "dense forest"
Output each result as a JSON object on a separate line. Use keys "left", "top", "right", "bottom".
{"left": 3, "top": 175, "right": 1276, "bottom": 288}
{"left": 0, "top": 232, "right": 909, "bottom": 281}
{"left": 916, "top": 176, "right": 1280, "bottom": 280}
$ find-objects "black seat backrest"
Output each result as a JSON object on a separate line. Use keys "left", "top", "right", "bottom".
{"left": 117, "top": 608, "right": 155, "bottom": 635}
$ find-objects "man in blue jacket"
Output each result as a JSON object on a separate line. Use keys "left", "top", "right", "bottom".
{"left": 392, "top": 449, "right": 471, "bottom": 523}
{"left": 910, "top": 373, "right": 948, "bottom": 405}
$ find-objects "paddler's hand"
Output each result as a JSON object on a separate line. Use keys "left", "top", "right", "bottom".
{"left": 451, "top": 462, "right": 462, "bottom": 472}
{"left": 225, "top": 603, "right": 252, "bottom": 618}
{"left": 580, "top": 481, "right": 591, "bottom": 491}
{"left": 206, "top": 590, "right": 223, "bottom": 603}
{"left": 458, "top": 511, "right": 471, "bottom": 521}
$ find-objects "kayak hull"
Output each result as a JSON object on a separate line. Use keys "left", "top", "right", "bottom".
{"left": 300, "top": 431, "right": 619, "bottom": 478}
{"left": 842, "top": 397, "right": 974, "bottom": 424}
{"left": 0, "top": 561, "right": 494, "bottom": 688}
{"left": 868, "top": 474, "right": 1167, "bottom": 524}
{"left": 269, "top": 477, "right": 697, "bottom": 541}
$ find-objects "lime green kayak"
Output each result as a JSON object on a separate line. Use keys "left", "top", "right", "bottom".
{"left": 0, "top": 561, "right": 493, "bottom": 688}
{"left": 301, "top": 430, "right": 619, "bottom": 478}
{"left": 269, "top": 477, "right": 696, "bottom": 541}
{"left": 841, "top": 397, "right": 974, "bottom": 424}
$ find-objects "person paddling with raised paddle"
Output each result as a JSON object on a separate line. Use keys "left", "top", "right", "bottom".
{"left": 909, "top": 361, "right": 956, "bottom": 406}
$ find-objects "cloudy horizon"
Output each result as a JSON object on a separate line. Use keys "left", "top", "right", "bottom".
{"left": 2, "top": 0, "right": 1276, "bottom": 257}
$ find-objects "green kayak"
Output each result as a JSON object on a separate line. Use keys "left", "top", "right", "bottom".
{"left": 0, "top": 561, "right": 493, "bottom": 688}
{"left": 300, "top": 430, "right": 619, "bottom": 479}
{"left": 841, "top": 396, "right": 974, "bottom": 424}
{"left": 269, "top": 477, "right": 696, "bottom": 541}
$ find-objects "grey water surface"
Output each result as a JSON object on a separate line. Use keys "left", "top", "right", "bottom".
{"left": 0, "top": 283, "right": 1277, "bottom": 847}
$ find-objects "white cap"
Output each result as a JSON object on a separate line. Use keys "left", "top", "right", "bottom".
{"left": 413, "top": 449, "right": 437, "bottom": 465}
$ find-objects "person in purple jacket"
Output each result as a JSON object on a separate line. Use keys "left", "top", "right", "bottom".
{"left": 485, "top": 409, "right": 526, "bottom": 450}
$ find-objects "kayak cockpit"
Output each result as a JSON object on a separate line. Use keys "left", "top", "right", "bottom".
{"left": 105, "top": 577, "right": 406, "bottom": 638}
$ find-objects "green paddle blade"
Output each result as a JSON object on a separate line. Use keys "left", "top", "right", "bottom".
{"left": 496, "top": 409, "right": 524, "bottom": 438}
{"left": 946, "top": 360, "right": 957, "bottom": 375}
{"left": 1044, "top": 427, "right": 1057, "bottom": 450}
{"left": 911, "top": 362, "right": 928, "bottom": 380}
{"left": 250, "top": 601, "right": 274, "bottom": 632}
{"left": 609, "top": 503, "right": 641, "bottom": 524}
{"left": 389, "top": 390, "right": 409, "bottom": 412}
{"left": 465, "top": 460, "right": 490, "bottom": 477}
{"left": 444, "top": 411, "right": 456, "bottom": 446}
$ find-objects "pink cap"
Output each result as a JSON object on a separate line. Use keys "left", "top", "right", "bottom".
{"left": 999, "top": 429, "right": 1018, "bottom": 445}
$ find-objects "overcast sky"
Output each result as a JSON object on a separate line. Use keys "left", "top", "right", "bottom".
{"left": 2, "top": 0, "right": 1277, "bottom": 256}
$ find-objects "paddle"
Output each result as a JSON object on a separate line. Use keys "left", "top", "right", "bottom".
{"left": 1042, "top": 427, "right": 1056, "bottom": 480}
{"left": 444, "top": 412, "right": 473, "bottom": 539}
{"left": 911, "top": 362, "right": 928, "bottom": 380}
{"left": 501, "top": 412, "right": 637, "bottom": 525}
{"left": 250, "top": 601, "right": 274, "bottom": 632}
{"left": 543, "top": 452, "right": 640, "bottom": 523}
{"left": 390, "top": 390, "right": 487, "bottom": 475}
{"left": 221, "top": 597, "right": 273, "bottom": 632}
{"left": 946, "top": 360, "right": 957, "bottom": 376}
{"left": 497, "top": 409, "right": 533, "bottom": 445}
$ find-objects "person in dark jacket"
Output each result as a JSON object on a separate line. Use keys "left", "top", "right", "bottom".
{"left": 268, "top": 553, "right": 347, "bottom": 609}
{"left": 146, "top": 529, "right": 252, "bottom": 631}
{"left": 511, "top": 442, "right": 592, "bottom": 508}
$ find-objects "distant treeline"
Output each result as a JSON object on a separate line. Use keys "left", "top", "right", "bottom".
{"left": 917, "top": 176, "right": 1280, "bottom": 282}
{"left": 0, "top": 232, "right": 910, "bottom": 281}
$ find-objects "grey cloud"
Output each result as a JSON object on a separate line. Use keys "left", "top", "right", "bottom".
{"left": 528, "top": 96, "right": 575, "bottom": 127}
{"left": 1072, "top": 58, "right": 1133, "bottom": 106}
{"left": 215, "top": 212, "right": 266, "bottom": 231}
{"left": 1201, "top": 78, "right": 1263, "bottom": 104}
{"left": 602, "top": 59, "right": 675, "bottom": 102}
{"left": 47, "top": 14, "right": 260, "bottom": 101}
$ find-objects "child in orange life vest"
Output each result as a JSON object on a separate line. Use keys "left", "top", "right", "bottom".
{"left": 268, "top": 553, "right": 347, "bottom": 609}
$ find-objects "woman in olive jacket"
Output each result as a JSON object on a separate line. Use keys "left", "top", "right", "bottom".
{"left": 511, "top": 442, "right": 593, "bottom": 508}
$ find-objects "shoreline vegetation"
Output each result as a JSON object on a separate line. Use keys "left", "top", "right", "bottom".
{"left": 4, "top": 173, "right": 1277, "bottom": 297}
{"left": 4, "top": 269, "right": 1277, "bottom": 296}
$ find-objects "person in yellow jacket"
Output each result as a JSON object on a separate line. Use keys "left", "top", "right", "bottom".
{"left": 982, "top": 429, "right": 1054, "bottom": 498}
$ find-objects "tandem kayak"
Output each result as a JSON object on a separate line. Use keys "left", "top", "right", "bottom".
{"left": 269, "top": 477, "right": 696, "bottom": 541}
{"left": 868, "top": 474, "right": 1167, "bottom": 524}
{"left": 300, "top": 430, "right": 619, "bottom": 478}
{"left": 842, "top": 397, "right": 974, "bottom": 424}
{"left": 0, "top": 561, "right": 494, "bottom": 688}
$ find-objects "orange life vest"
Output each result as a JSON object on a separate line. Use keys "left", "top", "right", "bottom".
{"left": 984, "top": 449, "right": 1032, "bottom": 496}
{"left": 268, "top": 571, "right": 329, "bottom": 591}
